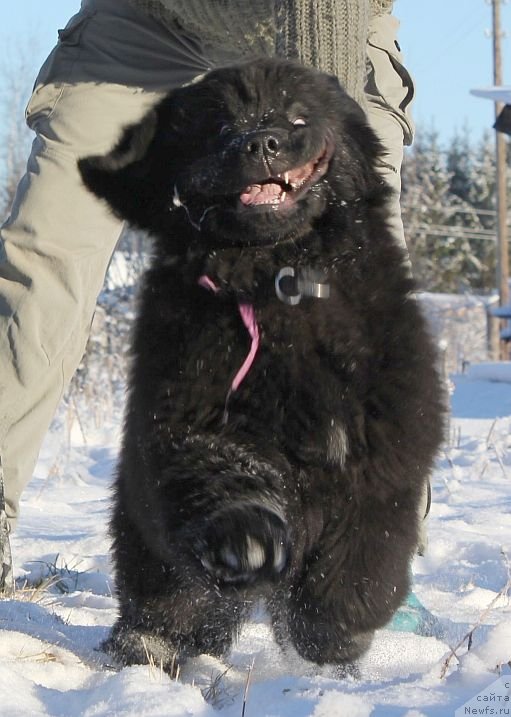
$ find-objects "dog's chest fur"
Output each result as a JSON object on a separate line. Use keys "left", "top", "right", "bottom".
{"left": 143, "top": 244, "right": 368, "bottom": 468}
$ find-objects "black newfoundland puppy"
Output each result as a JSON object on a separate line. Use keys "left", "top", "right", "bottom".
{"left": 79, "top": 59, "right": 444, "bottom": 670}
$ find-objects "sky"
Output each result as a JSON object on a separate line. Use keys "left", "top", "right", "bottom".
{"left": 0, "top": 0, "right": 509, "bottom": 144}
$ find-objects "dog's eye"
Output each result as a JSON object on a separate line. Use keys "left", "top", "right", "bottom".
{"left": 292, "top": 117, "right": 307, "bottom": 127}
{"left": 219, "top": 124, "right": 233, "bottom": 136}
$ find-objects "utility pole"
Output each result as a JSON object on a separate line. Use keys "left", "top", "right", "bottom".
{"left": 491, "top": 0, "right": 510, "bottom": 358}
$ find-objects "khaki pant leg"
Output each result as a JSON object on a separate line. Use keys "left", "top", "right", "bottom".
{"left": 365, "top": 13, "right": 415, "bottom": 252}
{"left": 366, "top": 104, "right": 407, "bottom": 248}
{"left": 365, "top": 14, "right": 430, "bottom": 551}
{"left": 0, "top": 0, "right": 210, "bottom": 527}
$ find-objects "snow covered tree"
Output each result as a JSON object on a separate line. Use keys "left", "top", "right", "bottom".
{"left": 402, "top": 126, "right": 501, "bottom": 292}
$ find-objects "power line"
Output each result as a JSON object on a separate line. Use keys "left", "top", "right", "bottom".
{"left": 412, "top": 225, "right": 498, "bottom": 241}
{"left": 401, "top": 203, "right": 507, "bottom": 218}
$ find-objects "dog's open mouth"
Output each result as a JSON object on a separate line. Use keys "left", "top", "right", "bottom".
{"left": 239, "top": 137, "right": 334, "bottom": 211}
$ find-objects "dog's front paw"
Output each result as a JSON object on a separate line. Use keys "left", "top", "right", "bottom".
{"left": 197, "top": 503, "right": 289, "bottom": 584}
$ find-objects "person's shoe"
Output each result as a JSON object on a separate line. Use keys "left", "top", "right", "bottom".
{"left": 388, "top": 591, "right": 444, "bottom": 637}
{"left": 0, "top": 457, "right": 14, "bottom": 596}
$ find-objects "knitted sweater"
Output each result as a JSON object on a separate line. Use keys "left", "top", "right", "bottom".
{"left": 129, "top": 1, "right": 394, "bottom": 105}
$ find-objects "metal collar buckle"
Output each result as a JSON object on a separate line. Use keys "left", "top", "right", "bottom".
{"left": 275, "top": 266, "right": 330, "bottom": 306}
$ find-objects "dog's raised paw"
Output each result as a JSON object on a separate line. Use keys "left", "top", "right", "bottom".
{"left": 197, "top": 503, "right": 289, "bottom": 583}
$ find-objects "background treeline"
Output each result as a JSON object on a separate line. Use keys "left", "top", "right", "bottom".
{"left": 402, "top": 126, "right": 510, "bottom": 294}
{"left": 0, "top": 43, "right": 509, "bottom": 298}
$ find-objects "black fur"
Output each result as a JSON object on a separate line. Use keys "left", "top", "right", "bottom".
{"left": 79, "top": 59, "right": 445, "bottom": 670}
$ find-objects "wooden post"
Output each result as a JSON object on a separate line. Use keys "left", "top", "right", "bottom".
{"left": 487, "top": 301, "right": 501, "bottom": 361}
{"left": 492, "top": 0, "right": 510, "bottom": 359}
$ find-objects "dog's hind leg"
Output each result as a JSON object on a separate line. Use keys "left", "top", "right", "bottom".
{"left": 276, "top": 506, "right": 414, "bottom": 666}
{"left": 270, "top": 580, "right": 375, "bottom": 666}
{"left": 285, "top": 587, "right": 375, "bottom": 666}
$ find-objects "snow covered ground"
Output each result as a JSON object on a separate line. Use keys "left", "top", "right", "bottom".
{"left": 2, "top": 364, "right": 511, "bottom": 716}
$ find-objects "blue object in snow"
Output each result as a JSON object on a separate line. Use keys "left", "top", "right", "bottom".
{"left": 388, "top": 592, "right": 443, "bottom": 637}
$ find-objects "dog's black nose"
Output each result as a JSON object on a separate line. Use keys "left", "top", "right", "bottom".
{"left": 241, "top": 130, "right": 281, "bottom": 158}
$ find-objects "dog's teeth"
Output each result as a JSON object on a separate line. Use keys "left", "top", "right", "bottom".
{"left": 281, "top": 191, "right": 287, "bottom": 203}
{"left": 274, "top": 543, "right": 286, "bottom": 572}
{"left": 285, "top": 172, "right": 289, "bottom": 185}
{"left": 246, "top": 537, "right": 266, "bottom": 570}
{"left": 172, "top": 186, "right": 182, "bottom": 207}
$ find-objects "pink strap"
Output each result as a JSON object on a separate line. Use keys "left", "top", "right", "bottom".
{"left": 198, "top": 276, "right": 260, "bottom": 394}
{"left": 231, "top": 302, "right": 260, "bottom": 391}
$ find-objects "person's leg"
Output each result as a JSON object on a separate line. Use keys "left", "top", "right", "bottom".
{"left": 365, "top": 13, "right": 430, "bottom": 552}
{"left": 0, "top": 0, "right": 210, "bottom": 534}
{"left": 0, "top": 457, "right": 12, "bottom": 592}
{"left": 365, "top": 13, "right": 414, "bottom": 251}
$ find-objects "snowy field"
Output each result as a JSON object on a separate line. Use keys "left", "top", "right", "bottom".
{"left": 2, "top": 359, "right": 511, "bottom": 715}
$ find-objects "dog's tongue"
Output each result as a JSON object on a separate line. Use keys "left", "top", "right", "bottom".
{"left": 240, "top": 181, "right": 283, "bottom": 206}
{"left": 239, "top": 159, "right": 317, "bottom": 206}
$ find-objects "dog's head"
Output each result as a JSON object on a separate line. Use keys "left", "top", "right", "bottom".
{"left": 79, "top": 59, "right": 384, "bottom": 249}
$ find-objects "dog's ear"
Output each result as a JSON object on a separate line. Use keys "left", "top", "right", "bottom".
{"left": 77, "top": 109, "right": 158, "bottom": 214}
{"left": 95, "top": 109, "right": 157, "bottom": 172}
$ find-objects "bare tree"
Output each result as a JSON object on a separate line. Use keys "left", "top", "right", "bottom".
{"left": 0, "top": 41, "right": 37, "bottom": 217}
